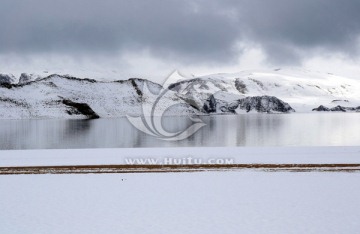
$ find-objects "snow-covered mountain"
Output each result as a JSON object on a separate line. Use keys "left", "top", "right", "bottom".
{"left": 0, "top": 74, "right": 199, "bottom": 119}
{"left": 168, "top": 68, "right": 360, "bottom": 113}
{"left": 0, "top": 69, "right": 359, "bottom": 119}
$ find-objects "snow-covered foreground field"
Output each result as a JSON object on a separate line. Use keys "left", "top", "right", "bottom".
{"left": 1, "top": 171, "right": 360, "bottom": 234}
{"left": 1, "top": 147, "right": 359, "bottom": 233}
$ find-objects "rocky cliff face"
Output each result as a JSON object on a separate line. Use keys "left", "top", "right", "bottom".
{"left": 0, "top": 74, "right": 16, "bottom": 85}
{"left": 203, "top": 95, "right": 295, "bottom": 114}
{"left": 237, "top": 96, "right": 295, "bottom": 113}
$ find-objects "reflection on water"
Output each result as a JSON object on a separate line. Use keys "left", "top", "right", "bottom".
{"left": 0, "top": 113, "right": 359, "bottom": 150}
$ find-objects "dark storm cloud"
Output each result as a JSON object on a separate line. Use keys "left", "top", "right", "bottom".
{"left": 1, "top": 0, "right": 360, "bottom": 64}
{"left": 0, "top": 0, "right": 240, "bottom": 62}
{"left": 224, "top": 0, "right": 360, "bottom": 63}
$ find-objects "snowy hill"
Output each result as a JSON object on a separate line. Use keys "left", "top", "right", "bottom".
{"left": 168, "top": 69, "right": 360, "bottom": 113}
{"left": 0, "top": 75, "right": 199, "bottom": 119}
{"left": 0, "top": 69, "right": 359, "bottom": 119}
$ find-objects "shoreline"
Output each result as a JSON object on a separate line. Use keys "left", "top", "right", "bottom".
{"left": 2, "top": 163, "right": 360, "bottom": 175}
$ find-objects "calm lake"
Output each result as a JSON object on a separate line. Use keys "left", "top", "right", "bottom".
{"left": 0, "top": 113, "right": 359, "bottom": 150}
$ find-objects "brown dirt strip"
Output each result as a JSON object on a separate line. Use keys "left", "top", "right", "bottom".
{"left": 1, "top": 164, "right": 360, "bottom": 175}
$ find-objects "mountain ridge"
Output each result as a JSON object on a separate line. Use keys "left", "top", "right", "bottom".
{"left": 0, "top": 69, "right": 359, "bottom": 119}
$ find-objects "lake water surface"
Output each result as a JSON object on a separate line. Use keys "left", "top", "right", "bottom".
{"left": 0, "top": 113, "right": 359, "bottom": 150}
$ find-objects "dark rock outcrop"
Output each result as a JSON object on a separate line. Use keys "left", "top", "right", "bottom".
{"left": 203, "top": 95, "right": 294, "bottom": 114}
{"left": 0, "top": 97, "right": 30, "bottom": 108}
{"left": 129, "top": 78, "right": 143, "bottom": 97}
{"left": 62, "top": 99, "right": 100, "bottom": 119}
{"left": 48, "top": 74, "right": 97, "bottom": 83}
{"left": 234, "top": 79, "right": 248, "bottom": 94}
{"left": 18, "top": 73, "right": 41, "bottom": 84}
{"left": 313, "top": 105, "right": 360, "bottom": 112}
{"left": 203, "top": 95, "right": 217, "bottom": 113}
{"left": 238, "top": 96, "right": 295, "bottom": 113}
{"left": 0, "top": 74, "right": 16, "bottom": 84}
{"left": 312, "top": 105, "right": 330, "bottom": 111}
{"left": 330, "top": 105, "right": 347, "bottom": 112}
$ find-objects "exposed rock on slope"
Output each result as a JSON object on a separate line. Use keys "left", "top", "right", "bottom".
{"left": 0, "top": 74, "right": 16, "bottom": 85}
{"left": 203, "top": 95, "right": 217, "bottom": 113}
{"left": 312, "top": 105, "right": 330, "bottom": 111}
{"left": 312, "top": 105, "right": 360, "bottom": 112}
{"left": 237, "top": 96, "right": 295, "bottom": 113}
{"left": 62, "top": 99, "right": 100, "bottom": 119}
{"left": 203, "top": 95, "right": 295, "bottom": 114}
{"left": 18, "top": 73, "right": 42, "bottom": 84}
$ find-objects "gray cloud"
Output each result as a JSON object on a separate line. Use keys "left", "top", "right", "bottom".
{"left": 0, "top": 0, "right": 240, "bottom": 63}
{"left": 227, "top": 0, "right": 360, "bottom": 63}
{"left": 0, "top": 0, "right": 360, "bottom": 65}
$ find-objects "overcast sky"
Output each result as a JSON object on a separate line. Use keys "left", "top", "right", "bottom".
{"left": 1, "top": 0, "right": 360, "bottom": 81}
